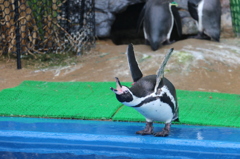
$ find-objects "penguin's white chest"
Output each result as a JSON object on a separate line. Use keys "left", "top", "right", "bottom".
{"left": 134, "top": 99, "right": 173, "bottom": 123}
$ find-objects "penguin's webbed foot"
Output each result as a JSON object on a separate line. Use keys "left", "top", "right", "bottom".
{"left": 136, "top": 122, "right": 153, "bottom": 135}
{"left": 154, "top": 123, "right": 171, "bottom": 137}
{"left": 154, "top": 129, "right": 169, "bottom": 137}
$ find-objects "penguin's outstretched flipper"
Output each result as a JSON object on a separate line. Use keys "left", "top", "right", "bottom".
{"left": 126, "top": 44, "right": 143, "bottom": 82}
{"left": 188, "top": 0, "right": 201, "bottom": 21}
{"left": 154, "top": 48, "right": 174, "bottom": 93}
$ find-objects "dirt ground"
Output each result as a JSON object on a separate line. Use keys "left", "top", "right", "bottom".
{"left": 0, "top": 38, "right": 240, "bottom": 94}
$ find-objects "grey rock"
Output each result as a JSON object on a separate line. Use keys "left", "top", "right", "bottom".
{"left": 95, "top": 11, "right": 115, "bottom": 37}
{"left": 179, "top": 10, "right": 191, "bottom": 19}
{"left": 108, "top": 0, "right": 131, "bottom": 13}
{"left": 179, "top": 10, "right": 198, "bottom": 35}
{"left": 182, "top": 17, "right": 198, "bottom": 35}
{"left": 95, "top": 11, "right": 115, "bottom": 24}
{"left": 96, "top": 23, "right": 112, "bottom": 37}
{"left": 95, "top": 1, "right": 109, "bottom": 11}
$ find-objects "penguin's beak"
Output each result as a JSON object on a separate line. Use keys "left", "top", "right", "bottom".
{"left": 110, "top": 77, "right": 123, "bottom": 94}
{"left": 115, "top": 77, "right": 122, "bottom": 89}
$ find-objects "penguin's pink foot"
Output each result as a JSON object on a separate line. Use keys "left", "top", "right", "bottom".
{"left": 136, "top": 122, "right": 153, "bottom": 135}
{"left": 154, "top": 130, "right": 169, "bottom": 137}
{"left": 154, "top": 123, "right": 171, "bottom": 137}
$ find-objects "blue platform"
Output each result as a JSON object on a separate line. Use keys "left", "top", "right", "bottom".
{"left": 0, "top": 117, "right": 240, "bottom": 158}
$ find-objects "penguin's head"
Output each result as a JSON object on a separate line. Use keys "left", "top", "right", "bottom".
{"left": 110, "top": 77, "right": 134, "bottom": 104}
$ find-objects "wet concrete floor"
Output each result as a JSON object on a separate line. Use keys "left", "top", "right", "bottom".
{"left": 0, "top": 38, "right": 240, "bottom": 94}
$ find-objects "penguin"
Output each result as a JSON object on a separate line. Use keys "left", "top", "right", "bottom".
{"left": 138, "top": 0, "right": 182, "bottom": 51}
{"left": 188, "top": 0, "right": 221, "bottom": 41}
{"left": 110, "top": 44, "right": 179, "bottom": 137}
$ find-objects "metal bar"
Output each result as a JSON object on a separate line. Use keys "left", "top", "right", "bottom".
{"left": 80, "top": 0, "right": 85, "bottom": 27}
{"left": 14, "top": 0, "right": 21, "bottom": 69}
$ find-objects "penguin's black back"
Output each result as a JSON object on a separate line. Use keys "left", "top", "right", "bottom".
{"left": 130, "top": 75, "right": 156, "bottom": 98}
{"left": 130, "top": 75, "right": 177, "bottom": 101}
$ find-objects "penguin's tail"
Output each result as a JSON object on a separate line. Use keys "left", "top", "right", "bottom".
{"left": 173, "top": 118, "right": 180, "bottom": 122}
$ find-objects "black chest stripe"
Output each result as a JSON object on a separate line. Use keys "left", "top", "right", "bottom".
{"left": 133, "top": 93, "right": 175, "bottom": 113}
{"left": 133, "top": 96, "right": 159, "bottom": 108}
{"left": 160, "top": 93, "right": 175, "bottom": 114}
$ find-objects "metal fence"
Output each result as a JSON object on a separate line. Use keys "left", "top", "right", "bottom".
{"left": 0, "top": 0, "right": 95, "bottom": 69}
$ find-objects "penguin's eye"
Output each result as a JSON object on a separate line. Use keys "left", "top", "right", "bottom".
{"left": 123, "top": 90, "right": 129, "bottom": 94}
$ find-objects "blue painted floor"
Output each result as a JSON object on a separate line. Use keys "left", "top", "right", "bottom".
{"left": 0, "top": 117, "right": 240, "bottom": 159}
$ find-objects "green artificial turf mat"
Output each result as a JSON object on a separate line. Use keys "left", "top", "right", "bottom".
{"left": 0, "top": 81, "right": 122, "bottom": 120}
{"left": 0, "top": 81, "right": 240, "bottom": 127}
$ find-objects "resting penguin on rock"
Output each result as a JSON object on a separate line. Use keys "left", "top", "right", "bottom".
{"left": 188, "top": 0, "right": 221, "bottom": 41}
{"left": 110, "top": 44, "right": 179, "bottom": 137}
{"left": 138, "top": 0, "right": 182, "bottom": 51}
